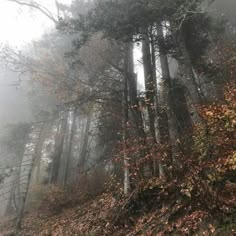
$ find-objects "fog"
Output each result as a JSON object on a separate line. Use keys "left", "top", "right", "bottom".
{"left": 0, "top": 70, "right": 32, "bottom": 129}
{"left": 0, "top": 0, "right": 235, "bottom": 235}
{"left": 214, "top": 0, "right": 236, "bottom": 25}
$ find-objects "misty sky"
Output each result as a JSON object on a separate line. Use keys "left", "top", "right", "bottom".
{"left": 0, "top": 0, "right": 71, "bottom": 129}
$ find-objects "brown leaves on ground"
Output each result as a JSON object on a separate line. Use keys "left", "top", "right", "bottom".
{"left": 21, "top": 192, "right": 119, "bottom": 236}
{"left": 18, "top": 177, "right": 236, "bottom": 236}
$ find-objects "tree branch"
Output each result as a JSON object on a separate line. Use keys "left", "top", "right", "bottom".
{"left": 7, "top": 0, "right": 58, "bottom": 24}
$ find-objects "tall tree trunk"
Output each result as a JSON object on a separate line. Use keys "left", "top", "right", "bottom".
{"left": 156, "top": 23, "right": 171, "bottom": 81}
{"left": 156, "top": 22, "right": 180, "bottom": 165}
{"left": 142, "top": 27, "right": 156, "bottom": 142}
{"left": 150, "top": 28, "right": 166, "bottom": 178}
{"left": 78, "top": 114, "right": 92, "bottom": 170}
{"left": 126, "top": 43, "right": 146, "bottom": 139}
{"left": 15, "top": 124, "right": 43, "bottom": 233}
{"left": 123, "top": 55, "right": 131, "bottom": 195}
{"left": 33, "top": 122, "right": 49, "bottom": 185}
{"left": 50, "top": 112, "right": 68, "bottom": 184}
{"left": 177, "top": 30, "right": 203, "bottom": 124}
{"left": 178, "top": 33, "right": 202, "bottom": 104}
{"left": 5, "top": 175, "right": 18, "bottom": 216}
{"left": 63, "top": 108, "right": 77, "bottom": 186}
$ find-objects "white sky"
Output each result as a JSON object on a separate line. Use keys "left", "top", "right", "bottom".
{"left": 0, "top": 0, "right": 72, "bottom": 46}
{"left": 0, "top": 1, "right": 72, "bottom": 128}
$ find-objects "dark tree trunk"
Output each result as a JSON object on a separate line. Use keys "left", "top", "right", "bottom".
{"left": 123, "top": 50, "right": 130, "bottom": 195}
{"left": 78, "top": 114, "right": 92, "bottom": 170}
{"left": 50, "top": 112, "right": 68, "bottom": 184}
{"left": 150, "top": 28, "right": 167, "bottom": 177}
{"left": 156, "top": 22, "right": 171, "bottom": 81}
{"left": 125, "top": 43, "right": 146, "bottom": 139}
{"left": 142, "top": 27, "right": 156, "bottom": 141}
{"left": 176, "top": 30, "right": 203, "bottom": 124}
{"left": 34, "top": 122, "right": 49, "bottom": 184}
{"left": 156, "top": 22, "right": 180, "bottom": 165}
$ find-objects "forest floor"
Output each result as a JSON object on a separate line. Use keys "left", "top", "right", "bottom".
{"left": 1, "top": 177, "right": 235, "bottom": 236}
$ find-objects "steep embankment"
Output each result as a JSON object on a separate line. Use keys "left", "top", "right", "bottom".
{"left": 15, "top": 180, "right": 235, "bottom": 236}
{"left": 1, "top": 80, "right": 236, "bottom": 236}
